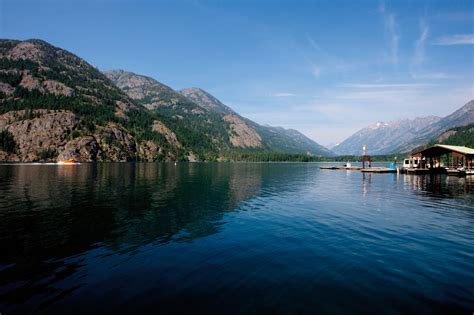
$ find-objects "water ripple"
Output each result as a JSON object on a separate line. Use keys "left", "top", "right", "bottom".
{"left": 0, "top": 163, "right": 472, "bottom": 314}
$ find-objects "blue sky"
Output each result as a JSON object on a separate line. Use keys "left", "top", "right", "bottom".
{"left": 1, "top": 0, "right": 473, "bottom": 145}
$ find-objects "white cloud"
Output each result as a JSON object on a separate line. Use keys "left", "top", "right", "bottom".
{"left": 434, "top": 34, "right": 474, "bottom": 45}
{"left": 380, "top": 4, "right": 400, "bottom": 65}
{"left": 335, "top": 90, "right": 420, "bottom": 101}
{"left": 304, "top": 36, "right": 356, "bottom": 76}
{"left": 411, "top": 72, "right": 459, "bottom": 80}
{"left": 273, "top": 92, "right": 296, "bottom": 97}
{"left": 414, "top": 19, "right": 429, "bottom": 65}
{"left": 339, "top": 83, "right": 436, "bottom": 88}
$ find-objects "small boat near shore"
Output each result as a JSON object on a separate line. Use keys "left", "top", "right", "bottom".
{"left": 57, "top": 159, "right": 81, "bottom": 165}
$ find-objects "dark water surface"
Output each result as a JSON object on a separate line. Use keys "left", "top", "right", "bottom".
{"left": 0, "top": 163, "right": 473, "bottom": 314}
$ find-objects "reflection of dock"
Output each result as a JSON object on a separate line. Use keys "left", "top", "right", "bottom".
{"left": 320, "top": 165, "right": 395, "bottom": 173}
{"left": 406, "top": 168, "right": 431, "bottom": 175}
{"left": 447, "top": 169, "right": 467, "bottom": 176}
{"left": 361, "top": 167, "right": 396, "bottom": 173}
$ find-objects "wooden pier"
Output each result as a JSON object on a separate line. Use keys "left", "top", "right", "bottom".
{"left": 406, "top": 168, "right": 431, "bottom": 175}
{"left": 320, "top": 165, "right": 396, "bottom": 173}
{"left": 319, "top": 144, "right": 473, "bottom": 177}
{"left": 320, "top": 166, "right": 362, "bottom": 170}
{"left": 361, "top": 167, "right": 397, "bottom": 173}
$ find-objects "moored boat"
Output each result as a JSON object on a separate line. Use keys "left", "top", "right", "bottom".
{"left": 57, "top": 159, "right": 81, "bottom": 165}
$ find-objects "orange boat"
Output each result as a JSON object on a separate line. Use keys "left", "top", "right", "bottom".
{"left": 58, "top": 159, "right": 81, "bottom": 165}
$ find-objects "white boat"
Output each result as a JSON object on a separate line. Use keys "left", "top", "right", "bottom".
{"left": 57, "top": 159, "right": 81, "bottom": 165}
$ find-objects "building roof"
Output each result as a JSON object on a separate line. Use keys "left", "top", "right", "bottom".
{"left": 412, "top": 144, "right": 474, "bottom": 157}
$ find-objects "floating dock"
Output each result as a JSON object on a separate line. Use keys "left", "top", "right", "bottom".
{"left": 361, "top": 167, "right": 397, "bottom": 173}
{"left": 320, "top": 166, "right": 362, "bottom": 170}
{"left": 320, "top": 166, "right": 470, "bottom": 176}
{"left": 320, "top": 166, "right": 396, "bottom": 173}
{"left": 405, "top": 168, "right": 431, "bottom": 175}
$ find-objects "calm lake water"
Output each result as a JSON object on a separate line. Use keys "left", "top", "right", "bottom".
{"left": 0, "top": 163, "right": 473, "bottom": 314}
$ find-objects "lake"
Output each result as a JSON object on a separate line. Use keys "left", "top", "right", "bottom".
{"left": 0, "top": 163, "right": 473, "bottom": 314}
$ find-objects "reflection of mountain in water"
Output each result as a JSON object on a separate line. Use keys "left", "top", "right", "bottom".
{"left": 0, "top": 163, "right": 269, "bottom": 308}
{"left": 1, "top": 164, "right": 472, "bottom": 314}
{"left": 111, "top": 163, "right": 265, "bottom": 246}
{"left": 0, "top": 163, "right": 267, "bottom": 264}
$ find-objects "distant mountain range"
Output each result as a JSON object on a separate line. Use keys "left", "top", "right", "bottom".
{"left": 104, "top": 69, "right": 333, "bottom": 157}
{"left": 0, "top": 39, "right": 331, "bottom": 162}
{"left": 0, "top": 38, "right": 471, "bottom": 162}
{"left": 333, "top": 100, "right": 474, "bottom": 155}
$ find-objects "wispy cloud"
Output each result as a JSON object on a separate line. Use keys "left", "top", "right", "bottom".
{"left": 379, "top": 3, "right": 400, "bottom": 65}
{"left": 307, "top": 37, "right": 323, "bottom": 53}
{"left": 335, "top": 90, "right": 421, "bottom": 101}
{"left": 339, "top": 83, "right": 436, "bottom": 88}
{"left": 311, "top": 66, "right": 321, "bottom": 77}
{"left": 304, "top": 36, "right": 356, "bottom": 77}
{"left": 242, "top": 83, "right": 473, "bottom": 144}
{"left": 273, "top": 92, "right": 296, "bottom": 97}
{"left": 434, "top": 34, "right": 474, "bottom": 45}
{"left": 411, "top": 72, "right": 459, "bottom": 80}
{"left": 414, "top": 19, "right": 429, "bottom": 65}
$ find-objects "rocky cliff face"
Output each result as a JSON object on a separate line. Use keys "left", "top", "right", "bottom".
{"left": 179, "top": 87, "right": 234, "bottom": 114}
{"left": 0, "top": 110, "right": 79, "bottom": 161}
{"left": 180, "top": 86, "right": 332, "bottom": 155}
{"left": 0, "top": 110, "right": 168, "bottom": 162}
{"left": 0, "top": 39, "right": 181, "bottom": 161}
{"left": 104, "top": 70, "right": 190, "bottom": 111}
{"left": 223, "top": 114, "right": 262, "bottom": 148}
{"left": 180, "top": 88, "right": 263, "bottom": 148}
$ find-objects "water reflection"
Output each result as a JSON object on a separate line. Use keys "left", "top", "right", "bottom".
{"left": 402, "top": 173, "right": 473, "bottom": 197}
{"left": 0, "top": 163, "right": 268, "bottom": 262}
{"left": 0, "top": 163, "right": 268, "bottom": 310}
{"left": 0, "top": 163, "right": 472, "bottom": 314}
{"left": 361, "top": 171, "right": 473, "bottom": 198}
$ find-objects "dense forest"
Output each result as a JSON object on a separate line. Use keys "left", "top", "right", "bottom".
{"left": 438, "top": 124, "right": 474, "bottom": 148}
{"left": 220, "top": 151, "right": 403, "bottom": 162}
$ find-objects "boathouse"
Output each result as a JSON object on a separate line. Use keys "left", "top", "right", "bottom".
{"left": 411, "top": 144, "right": 474, "bottom": 172}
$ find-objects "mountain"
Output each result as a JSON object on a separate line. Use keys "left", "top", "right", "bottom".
{"left": 394, "top": 100, "right": 474, "bottom": 152}
{"left": 179, "top": 87, "right": 333, "bottom": 156}
{"left": 334, "top": 100, "right": 474, "bottom": 155}
{"left": 104, "top": 71, "right": 263, "bottom": 156}
{"left": 0, "top": 39, "right": 332, "bottom": 162}
{"left": 106, "top": 71, "right": 333, "bottom": 156}
{"left": 434, "top": 123, "right": 474, "bottom": 148}
{"left": 179, "top": 87, "right": 234, "bottom": 114}
{"left": 0, "top": 39, "right": 199, "bottom": 161}
{"left": 333, "top": 116, "right": 441, "bottom": 155}
{"left": 104, "top": 69, "right": 188, "bottom": 110}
